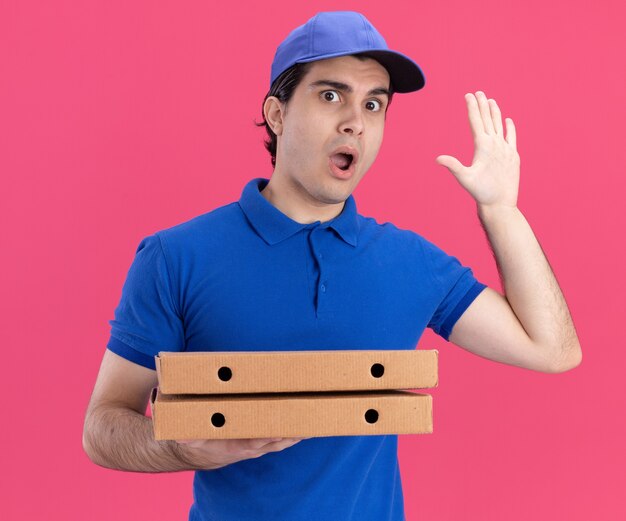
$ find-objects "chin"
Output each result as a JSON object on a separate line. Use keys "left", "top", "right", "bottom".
{"left": 318, "top": 187, "right": 352, "bottom": 205}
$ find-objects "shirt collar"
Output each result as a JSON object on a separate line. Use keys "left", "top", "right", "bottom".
{"left": 238, "top": 178, "right": 359, "bottom": 247}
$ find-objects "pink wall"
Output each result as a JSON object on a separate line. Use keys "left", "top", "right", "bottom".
{"left": 2, "top": 1, "right": 624, "bottom": 519}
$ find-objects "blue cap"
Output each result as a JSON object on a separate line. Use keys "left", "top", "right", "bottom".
{"left": 270, "top": 11, "right": 425, "bottom": 93}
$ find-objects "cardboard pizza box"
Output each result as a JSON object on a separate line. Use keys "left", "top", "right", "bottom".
{"left": 150, "top": 388, "right": 433, "bottom": 440}
{"left": 155, "top": 349, "right": 438, "bottom": 394}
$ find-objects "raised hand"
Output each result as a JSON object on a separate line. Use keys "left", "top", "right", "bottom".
{"left": 435, "top": 91, "right": 520, "bottom": 210}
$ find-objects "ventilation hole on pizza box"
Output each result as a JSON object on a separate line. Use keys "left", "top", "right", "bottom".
{"left": 365, "top": 409, "right": 379, "bottom": 424}
{"left": 370, "top": 363, "right": 385, "bottom": 378}
{"left": 211, "top": 413, "right": 226, "bottom": 428}
{"left": 218, "top": 366, "right": 232, "bottom": 381}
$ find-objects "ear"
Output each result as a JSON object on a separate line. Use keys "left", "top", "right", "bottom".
{"left": 263, "top": 96, "right": 285, "bottom": 136}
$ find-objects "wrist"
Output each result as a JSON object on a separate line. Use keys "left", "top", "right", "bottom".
{"left": 169, "top": 440, "right": 204, "bottom": 470}
{"left": 171, "top": 440, "right": 222, "bottom": 470}
{"left": 477, "top": 203, "right": 519, "bottom": 223}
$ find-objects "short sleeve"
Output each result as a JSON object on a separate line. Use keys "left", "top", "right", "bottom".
{"left": 106, "top": 234, "right": 185, "bottom": 369}
{"left": 424, "top": 239, "right": 487, "bottom": 341}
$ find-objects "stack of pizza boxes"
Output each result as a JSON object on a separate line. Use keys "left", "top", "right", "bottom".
{"left": 151, "top": 349, "right": 438, "bottom": 440}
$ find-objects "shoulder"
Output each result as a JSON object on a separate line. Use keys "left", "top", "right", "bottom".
{"left": 356, "top": 213, "right": 470, "bottom": 288}
{"left": 160, "top": 202, "right": 242, "bottom": 237}
{"left": 150, "top": 201, "right": 245, "bottom": 252}
{"left": 356, "top": 213, "right": 432, "bottom": 254}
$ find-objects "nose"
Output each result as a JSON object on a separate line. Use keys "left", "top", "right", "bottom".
{"left": 338, "top": 104, "right": 364, "bottom": 136}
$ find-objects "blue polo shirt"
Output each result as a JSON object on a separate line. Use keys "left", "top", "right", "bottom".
{"left": 107, "top": 177, "right": 487, "bottom": 521}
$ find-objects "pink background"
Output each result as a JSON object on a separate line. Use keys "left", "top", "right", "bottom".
{"left": 2, "top": 1, "right": 624, "bottom": 519}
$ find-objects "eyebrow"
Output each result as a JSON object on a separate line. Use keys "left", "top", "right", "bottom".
{"left": 308, "top": 79, "right": 391, "bottom": 98}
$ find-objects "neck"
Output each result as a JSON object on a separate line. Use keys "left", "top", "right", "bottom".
{"left": 260, "top": 173, "right": 345, "bottom": 224}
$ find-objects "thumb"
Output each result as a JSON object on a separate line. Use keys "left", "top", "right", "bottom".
{"left": 435, "top": 155, "right": 465, "bottom": 177}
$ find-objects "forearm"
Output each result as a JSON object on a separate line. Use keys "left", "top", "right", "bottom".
{"left": 83, "top": 406, "right": 217, "bottom": 473}
{"left": 477, "top": 204, "right": 582, "bottom": 368}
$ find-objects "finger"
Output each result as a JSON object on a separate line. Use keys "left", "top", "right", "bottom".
{"left": 241, "top": 438, "right": 283, "bottom": 451}
{"left": 475, "top": 91, "right": 495, "bottom": 134}
{"left": 465, "top": 93, "right": 483, "bottom": 141}
{"left": 273, "top": 436, "right": 305, "bottom": 445}
{"left": 505, "top": 118, "right": 517, "bottom": 148}
{"left": 436, "top": 155, "right": 466, "bottom": 177}
{"left": 488, "top": 99, "right": 503, "bottom": 135}
{"left": 263, "top": 438, "right": 303, "bottom": 453}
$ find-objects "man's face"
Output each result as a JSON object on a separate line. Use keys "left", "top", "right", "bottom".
{"left": 273, "top": 55, "right": 391, "bottom": 207}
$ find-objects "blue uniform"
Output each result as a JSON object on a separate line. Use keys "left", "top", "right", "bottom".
{"left": 107, "top": 177, "right": 487, "bottom": 520}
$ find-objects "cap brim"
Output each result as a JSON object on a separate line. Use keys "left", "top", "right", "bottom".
{"left": 355, "top": 50, "right": 425, "bottom": 93}
{"left": 296, "top": 49, "right": 425, "bottom": 93}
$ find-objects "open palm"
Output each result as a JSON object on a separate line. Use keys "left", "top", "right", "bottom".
{"left": 436, "top": 91, "right": 520, "bottom": 209}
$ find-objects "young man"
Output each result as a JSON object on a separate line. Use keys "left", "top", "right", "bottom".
{"left": 83, "top": 11, "right": 582, "bottom": 521}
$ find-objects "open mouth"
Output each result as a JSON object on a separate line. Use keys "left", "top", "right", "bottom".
{"left": 330, "top": 152, "right": 354, "bottom": 171}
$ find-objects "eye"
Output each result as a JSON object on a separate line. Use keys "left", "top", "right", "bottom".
{"left": 365, "top": 99, "right": 382, "bottom": 112}
{"left": 321, "top": 90, "right": 340, "bottom": 102}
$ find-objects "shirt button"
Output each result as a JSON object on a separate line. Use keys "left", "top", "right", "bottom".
{"left": 320, "top": 283, "right": 326, "bottom": 292}
{"left": 318, "top": 253, "right": 323, "bottom": 259}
